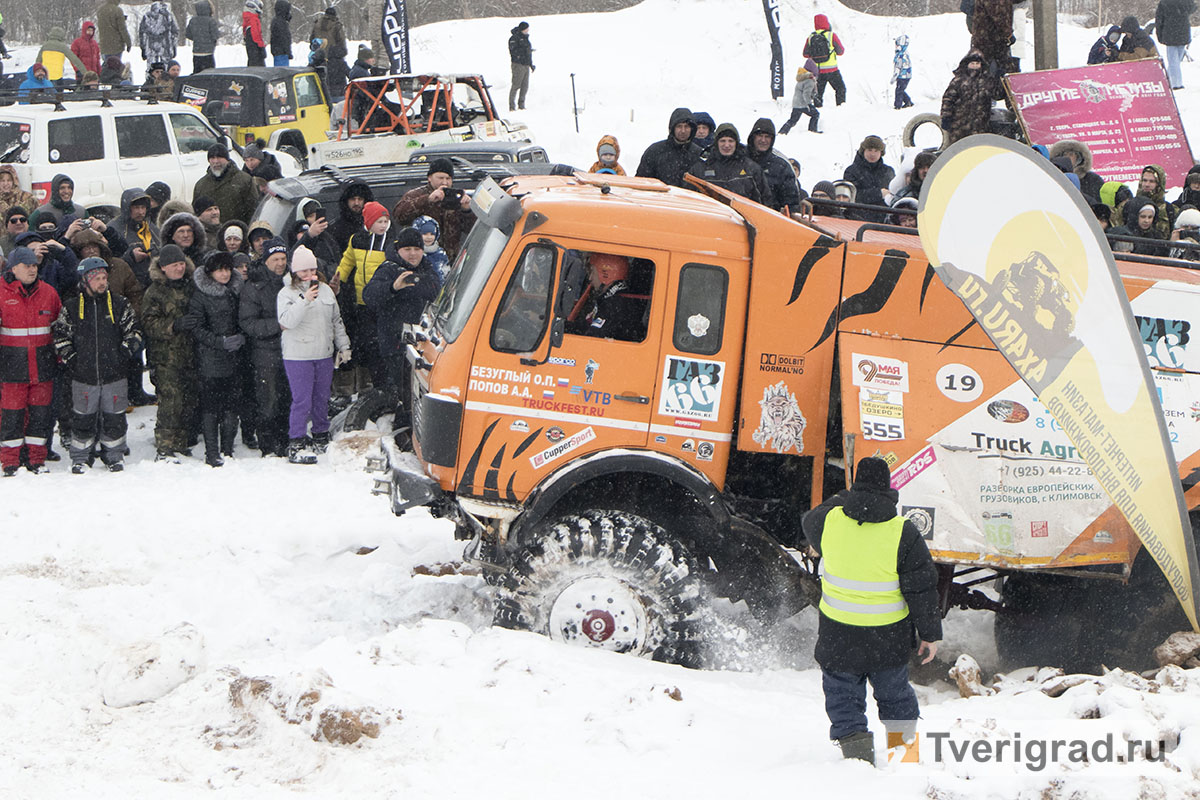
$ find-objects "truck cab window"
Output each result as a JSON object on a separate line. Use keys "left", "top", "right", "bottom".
{"left": 673, "top": 264, "right": 728, "bottom": 355}
{"left": 564, "top": 252, "right": 653, "bottom": 342}
{"left": 492, "top": 245, "right": 556, "bottom": 352}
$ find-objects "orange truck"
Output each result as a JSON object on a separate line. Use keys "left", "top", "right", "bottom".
{"left": 372, "top": 172, "right": 1199, "bottom": 670}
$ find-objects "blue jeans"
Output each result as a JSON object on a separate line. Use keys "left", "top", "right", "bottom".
{"left": 273, "top": 54, "right": 290, "bottom": 67}
{"left": 821, "top": 665, "right": 920, "bottom": 740}
{"left": 1166, "top": 45, "right": 1186, "bottom": 88}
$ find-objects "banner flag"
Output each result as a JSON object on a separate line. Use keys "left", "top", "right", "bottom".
{"left": 762, "top": 0, "right": 784, "bottom": 99}
{"left": 381, "top": 0, "right": 411, "bottom": 73}
{"left": 918, "top": 134, "right": 1200, "bottom": 631}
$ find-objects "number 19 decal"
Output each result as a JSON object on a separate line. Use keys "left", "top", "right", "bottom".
{"left": 936, "top": 363, "right": 983, "bottom": 402}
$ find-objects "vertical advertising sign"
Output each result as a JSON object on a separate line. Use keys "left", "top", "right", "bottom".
{"left": 761, "top": 0, "right": 784, "bottom": 99}
{"left": 381, "top": 0, "right": 411, "bottom": 74}
{"left": 918, "top": 134, "right": 1200, "bottom": 631}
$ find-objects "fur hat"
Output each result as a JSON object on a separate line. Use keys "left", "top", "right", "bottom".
{"left": 290, "top": 246, "right": 318, "bottom": 273}
{"left": 1175, "top": 208, "right": 1200, "bottom": 230}
{"left": 361, "top": 201, "right": 389, "bottom": 230}
{"left": 158, "top": 244, "right": 187, "bottom": 267}
{"left": 395, "top": 227, "right": 423, "bottom": 250}
{"left": 859, "top": 135, "right": 886, "bottom": 154}
{"left": 852, "top": 457, "right": 892, "bottom": 492}
{"left": 204, "top": 251, "right": 236, "bottom": 274}
{"left": 426, "top": 157, "right": 455, "bottom": 178}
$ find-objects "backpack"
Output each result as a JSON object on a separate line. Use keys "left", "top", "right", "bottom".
{"left": 807, "top": 31, "right": 831, "bottom": 63}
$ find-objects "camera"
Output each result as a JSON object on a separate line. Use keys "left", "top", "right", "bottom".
{"left": 441, "top": 188, "right": 464, "bottom": 208}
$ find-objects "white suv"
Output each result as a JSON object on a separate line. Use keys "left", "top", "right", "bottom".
{"left": 0, "top": 97, "right": 297, "bottom": 214}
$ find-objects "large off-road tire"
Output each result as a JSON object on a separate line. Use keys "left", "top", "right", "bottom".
{"left": 493, "top": 509, "right": 705, "bottom": 666}
{"left": 995, "top": 555, "right": 1189, "bottom": 673}
{"left": 902, "top": 112, "right": 949, "bottom": 151}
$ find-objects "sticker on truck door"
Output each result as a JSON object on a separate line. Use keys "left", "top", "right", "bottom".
{"left": 659, "top": 356, "right": 724, "bottom": 421}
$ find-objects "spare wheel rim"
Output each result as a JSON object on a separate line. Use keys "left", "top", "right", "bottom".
{"left": 548, "top": 576, "right": 649, "bottom": 653}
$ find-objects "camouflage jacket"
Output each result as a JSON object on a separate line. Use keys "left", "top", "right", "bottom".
{"left": 140, "top": 264, "right": 196, "bottom": 371}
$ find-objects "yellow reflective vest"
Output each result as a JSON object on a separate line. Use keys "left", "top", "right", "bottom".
{"left": 818, "top": 507, "right": 910, "bottom": 626}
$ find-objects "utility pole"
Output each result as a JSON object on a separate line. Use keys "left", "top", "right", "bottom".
{"left": 1031, "top": 0, "right": 1059, "bottom": 69}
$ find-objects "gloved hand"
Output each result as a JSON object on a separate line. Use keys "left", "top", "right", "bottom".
{"left": 222, "top": 334, "right": 245, "bottom": 351}
{"left": 335, "top": 348, "right": 352, "bottom": 367}
{"left": 531, "top": 65, "right": 536, "bottom": 72}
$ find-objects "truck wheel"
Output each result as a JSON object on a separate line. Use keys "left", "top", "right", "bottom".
{"left": 901, "top": 112, "right": 949, "bottom": 151}
{"left": 493, "top": 510, "right": 705, "bottom": 666}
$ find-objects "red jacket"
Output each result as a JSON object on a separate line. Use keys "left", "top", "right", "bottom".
{"left": 243, "top": 12, "right": 265, "bottom": 48}
{"left": 71, "top": 22, "right": 102, "bottom": 76}
{"left": 0, "top": 275, "right": 62, "bottom": 384}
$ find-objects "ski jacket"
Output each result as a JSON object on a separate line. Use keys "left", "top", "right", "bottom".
{"left": 335, "top": 229, "right": 391, "bottom": 305}
{"left": 362, "top": 256, "right": 442, "bottom": 358}
{"left": 52, "top": 285, "right": 140, "bottom": 386}
{"left": 36, "top": 27, "right": 86, "bottom": 82}
{"left": 71, "top": 23, "right": 102, "bottom": 75}
{"left": 277, "top": 277, "right": 348, "bottom": 360}
{"left": 239, "top": 262, "right": 286, "bottom": 366}
{"left": 270, "top": 0, "right": 293, "bottom": 59}
{"left": 185, "top": 1, "right": 219, "bottom": 56}
{"left": 0, "top": 273, "right": 61, "bottom": 384}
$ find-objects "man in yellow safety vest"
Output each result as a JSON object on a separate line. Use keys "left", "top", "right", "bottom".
{"left": 801, "top": 456, "right": 942, "bottom": 764}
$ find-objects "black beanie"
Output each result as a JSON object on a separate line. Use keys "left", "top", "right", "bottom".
{"left": 207, "top": 143, "right": 231, "bottom": 161}
{"left": 852, "top": 457, "right": 892, "bottom": 492}
{"left": 158, "top": 244, "right": 186, "bottom": 267}
{"left": 395, "top": 226, "right": 423, "bottom": 249}
{"left": 427, "top": 157, "right": 455, "bottom": 178}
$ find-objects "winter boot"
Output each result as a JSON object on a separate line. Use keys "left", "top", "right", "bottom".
{"left": 287, "top": 438, "right": 318, "bottom": 465}
{"left": 203, "top": 413, "right": 223, "bottom": 468}
{"left": 155, "top": 449, "right": 180, "bottom": 464}
{"left": 107, "top": 462, "right": 124, "bottom": 473}
{"left": 220, "top": 411, "right": 238, "bottom": 457}
{"left": 311, "top": 431, "right": 330, "bottom": 454}
{"left": 837, "top": 731, "right": 875, "bottom": 764}
{"left": 3, "top": 465, "right": 19, "bottom": 477}
{"left": 71, "top": 463, "right": 87, "bottom": 474}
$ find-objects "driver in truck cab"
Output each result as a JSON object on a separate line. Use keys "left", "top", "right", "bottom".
{"left": 565, "top": 252, "right": 646, "bottom": 341}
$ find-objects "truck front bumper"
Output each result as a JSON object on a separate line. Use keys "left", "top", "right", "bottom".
{"left": 373, "top": 434, "right": 442, "bottom": 516}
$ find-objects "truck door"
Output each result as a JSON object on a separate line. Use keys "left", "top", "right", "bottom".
{"left": 291, "top": 71, "right": 330, "bottom": 147}
{"left": 455, "top": 240, "right": 665, "bottom": 501}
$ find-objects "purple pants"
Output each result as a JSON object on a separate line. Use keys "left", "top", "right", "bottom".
{"left": 283, "top": 357, "right": 334, "bottom": 439}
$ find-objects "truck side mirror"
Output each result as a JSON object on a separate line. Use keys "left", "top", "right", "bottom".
{"left": 202, "top": 100, "right": 222, "bottom": 124}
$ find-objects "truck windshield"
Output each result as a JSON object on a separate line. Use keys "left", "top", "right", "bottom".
{"left": 432, "top": 222, "right": 510, "bottom": 342}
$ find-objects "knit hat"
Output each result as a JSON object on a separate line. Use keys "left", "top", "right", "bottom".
{"left": 78, "top": 256, "right": 109, "bottom": 279}
{"left": 32, "top": 62, "right": 47, "bottom": 77}
{"left": 193, "top": 195, "right": 219, "bottom": 214}
{"left": 243, "top": 140, "right": 265, "bottom": 162}
{"left": 357, "top": 46, "right": 374, "bottom": 60}
{"left": 832, "top": 180, "right": 857, "bottom": 202}
{"left": 395, "top": 226, "right": 423, "bottom": 250}
{"left": 860, "top": 135, "right": 886, "bottom": 154}
{"left": 207, "top": 143, "right": 231, "bottom": 161}
{"left": 290, "top": 245, "right": 318, "bottom": 273}
{"left": 167, "top": 59, "right": 181, "bottom": 71}
{"left": 1175, "top": 208, "right": 1200, "bottom": 229}
{"left": 146, "top": 181, "right": 171, "bottom": 206}
{"left": 598, "top": 143, "right": 617, "bottom": 159}
{"left": 158, "top": 244, "right": 186, "bottom": 267}
{"left": 81, "top": 71, "right": 99, "bottom": 84}
{"left": 361, "top": 201, "right": 388, "bottom": 230}
{"left": 223, "top": 226, "right": 245, "bottom": 242}
{"left": 413, "top": 215, "right": 439, "bottom": 236}
{"left": 232, "top": 252, "right": 251, "bottom": 270}
{"left": 325, "top": 6, "right": 337, "bottom": 15}
{"left": 263, "top": 236, "right": 288, "bottom": 259}
{"left": 852, "top": 456, "right": 892, "bottom": 492}
{"left": 30, "top": 210, "right": 58, "bottom": 230}
{"left": 204, "top": 251, "right": 235, "bottom": 273}
{"left": 517, "top": 21, "right": 529, "bottom": 31}
{"left": 811, "top": 180, "right": 837, "bottom": 198}
{"left": 426, "top": 157, "right": 455, "bottom": 178}
{"left": 5, "top": 206, "right": 30, "bottom": 223}
{"left": 5, "top": 246, "right": 37, "bottom": 269}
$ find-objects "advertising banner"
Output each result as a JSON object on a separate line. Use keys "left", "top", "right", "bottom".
{"left": 918, "top": 134, "right": 1200, "bottom": 631}
{"left": 381, "top": 0, "right": 411, "bottom": 74}
{"left": 761, "top": 0, "right": 784, "bottom": 99}
{"left": 1004, "top": 60, "right": 1193, "bottom": 187}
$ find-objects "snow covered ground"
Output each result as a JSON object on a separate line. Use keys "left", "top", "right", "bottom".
{"left": 3, "top": 1, "right": 1200, "bottom": 797}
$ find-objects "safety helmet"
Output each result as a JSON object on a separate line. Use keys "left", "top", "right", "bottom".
{"left": 589, "top": 252, "right": 629, "bottom": 284}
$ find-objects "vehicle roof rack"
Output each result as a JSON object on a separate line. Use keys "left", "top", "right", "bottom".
{"left": 0, "top": 84, "right": 171, "bottom": 110}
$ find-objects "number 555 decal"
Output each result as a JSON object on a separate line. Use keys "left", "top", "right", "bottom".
{"left": 862, "top": 420, "right": 904, "bottom": 440}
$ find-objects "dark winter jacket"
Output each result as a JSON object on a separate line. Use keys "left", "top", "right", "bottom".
{"left": 842, "top": 150, "right": 896, "bottom": 223}
{"left": 270, "top": 0, "right": 293, "bottom": 59}
{"left": 746, "top": 118, "right": 798, "bottom": 213}
{"left": 71, "top": 22, "right": 102, "bottom": 76}
{"left": 392, "top": 185, "right": 476, "bottom": 262}
{"left": 0, "top": 273, "right": 61, "bottom": 384}
{"left": 802, "top": 486, "right": 942, "bottom": 673}
{"left": 635, "top": 107, "right": 703, "bottom": 188}
{"left": 329, "top": 180, "right": 373, "bottom": 250}
{"left": 111, "top": 188, "right": 161, "bottom": 284}
{"left": 140, "top": 261, "right": 196, "bottom": 372}
{"left": 311, "top": 12, "right": 347, "bottom": 58}
{"left": 180, "top": 266, "right": 244, "bottom": 378}
{"left": 1119, "top": 16, "right": 1160, "bottom": 60}
{"left": 185, "top": 1, "right": 219, "bottom": 56}
{"left": 139, "top": 1, "right": 179, "bottom": 63}
{"left": 692, "top": 111, "right": 716, "bottom": 152}
{"left": 1088, "top": 25, "right": 1122, "bottom": 64}
{"left": 97, "top": 0, "right": 132, "bottom": 55}
{"left": 349, "top": 57, "right": 382, "bottom": 82}
{"left": 13, "top": 230, "right": 78, "bottom": 298}
{"left": 238, "top": 262, "right": 286, "bottom": 366}
{"left": 1048, "top": 140, "right": 1104, "bottom": 205}
{"left": 162, "top": 211, "right": 211, "bottom": 265}
{"left": 33, "top": 174, "right": 79, "bottom": 224}
{"left": 1174, "top": 166, "right": 1200, "bottom": 210}
{"left": 287, "top": 204, "right": 342, "bottom": 278}
{"left": 1156, "top": 0, "right": 1195, "bottom": 46}
{"left": 244, "top": 151, "right": 284, "bottom": 182}
{"left": 941, "top": 51, "right": 997, "bottom": 145}
{"left": 1111, "top": 196, "right": 1169, "bottom": 256}
{"left": 970, "top": 0, "right": 1014, "bottom": 66}
{"left": 362, "top": 257, "right": 442, "bottom": 360}
{"left": 687, "top": 127, "right": 771, "bottom": 206}
{"left": 52, "top": 284, "right": 141, "bottom": 386}
{"left": 508, "top": 27, "right": 533, "bottom": 67}
{"left": 192, "top": 165, "right": 257, "bottom": 232}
